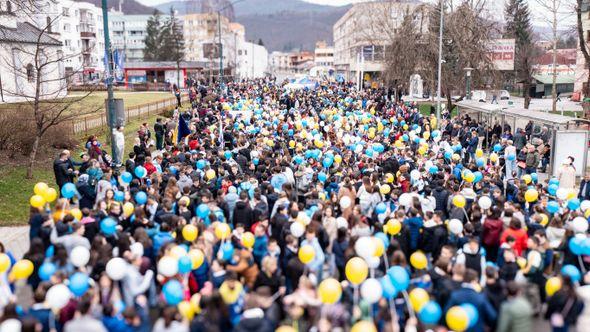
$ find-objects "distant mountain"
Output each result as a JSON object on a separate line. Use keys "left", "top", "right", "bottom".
{"left": 154, "top": 0, "right": 350, "bottom": 51}
{"left": 73, "top": 0, "right": 156, "bottom": 15}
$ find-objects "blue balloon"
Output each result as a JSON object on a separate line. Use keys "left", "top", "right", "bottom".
{"left": 418, "top": 301, "right": 442, "bottom": 324}
{"left": 253, "top": 158, "right": 259, "bottom": 166}
{"left": 568, "top": 198, "right": 581, "bottom": 210}
{"left": 549, "top": 178, "right": 560, "bottom": 186}
{"left": 114, "top": 191, "right": 125, "bottom": 202}
{"left": 178, "top": 256, "right": 193, "bottom": 274}
{"left": 121, "top": 171, "right": 133, "bottom": 183}
{"left": 507, "top": 153, "right": 516, "bottom": 161}
{"left": 473, "top": 171, "right": 483, "bottom": 183}
{"left": 134, "top": 166, "right": 147, "bottom": 178}
{"left": 318, "top": 172, "right": 327, "bottom": 183}
{"left": 134, "top": 191, "right": 147, "bottom": 205}
{"left": 380, "top": 276, "right": 398, "bottom": 299}
{"left": 431, "top": 130, "right": 440, "bottom": 138}
{"left": 322, "top": 157, "right": 334, "bottom": 168}
{"left": 476, "top": 158, "right": 485, "bottom": 167}
{"left": 387, "top": 266, "right": 409, "bottom": 291}
{"left": 294, "top": 155, "right": 304, "bottom": 164}
{"left": 196, "top": 160, "right": 206, "bottom": 170}
{"left": 402, "top": 134, "right": 409, "bottom": 141}
{"left": 429, "top": 165, "right": 439, "bottom": 174}
{"left": 444, "top": 151, "right": 452, "bottom": 160}
{"left": 196, "top": 204, "right": 210, "bottom": 218}
{"left": 569, "top": 237, "right": 584, "bottom": 255}
{"left": 163, "top": 279, "right": 184, "bottom": 305}
{"left": 45, "top": 245, "right": 54, "bottom": 258}
{"left": 547, "top": 201, "right": 560, "bottom": 214}
{"left": 561, "top": 264, "right": 582, "bottom": 282}
{"left": 548, "top": 184, "right": 559, "bottom": 196}
{"left": 38, "top": 262, "right": 56, "bottom": 281}
{"left": 169, "top": 166, "right": 178, "bottom": 175}
{"left": 461, "top": 303, "right": 479, "bottom": 328}
{"left": 288, "top": 129, "right": 294, "bottom": 136}
{"left": 493, "top": 144, "right": 502, "bottom": 152}
{"left": 365, "top": 148, "right": 374, "bottom": 158}
{"left": 531, "top": 173, "right": 538, "bottom": 182}
{"left": 61, "top": 183, "right": 76, "bottom": 199}
{"left": 375, "top": 232, "right": 389, "bottom": 248}
{"left": 221, "top": 242, "right": 234, "bottom": 261}
{"left": 100, "top": 218, "right": 117, "bottom": 235}
{"left": 69, "top": 272, "right": 89, "bottom": 297}
{"left": 375, "top": 202, "right": 387, "bottom": 214}
{"left": 224, "top": 151, "right": 232, "bottom": 159}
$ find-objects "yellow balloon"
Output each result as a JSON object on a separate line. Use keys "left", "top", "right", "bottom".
{"left": 525, "top": 189, "right": 539, "bottom": 203}
{"left": 585, "top": 209, "right": 590, "bottom": 219}
{"left": 452, "top": 153, "right": 461, "bottom": 161}
{"left": 385, "top": 219, "right": 401, "bottom": 236}
{"left": 446, "top": 306, "right": 469, "bottom": 332}
{"left": 490, "top": 153, "right": 499, "bottom": 163}
{"left": 384, "top": 173, "right": 394, "bottom": 183}
{"left": 522, "top": 174, "right": 532, "bottom": 184}
{"left": 475, "top": 149, "right": 483, "bottom": 158}
{"left": 266, "top": 140, "right": 275, "bottom": 147}
{"left": 205, "top": 169, "right": 216, "bottom": 180}
{"left": 188, "top": 249, "right": 204, "bottom": 269}
{"left": 69, "top": 208, "right": 82, "bottom": 221}
{"left": 241, "top": 232, "right": 255, "bottom": 249}
{"left": 403, "top": 124, "right": 409, "bottom": 130}
{"left": 545, "top": 276, "right": 562, "bottom": 297}
{"left": 567, "top": 189, "right": 577, "bottom": 200}
{"left": 314, "top": 139, "right": 324, "bottom": 148}
{"left": 452, "top": 195, "right": 466, "bottom": 208}
{"left": 380, "top": 184, "right": 391, "bottom": 195}
{"left": 178, "top": 301, "right": 194, "bottom": 320}
{"left": 351, "top": 321, "right": 377, "bottom": 332}
{"left": 276, "top": 326, "right": 296, "bottom": 332}
{"left": 0, "top": 254, "right": 11, "bottom": 273}
{"left": 418, "top": 146, "right": 427, "bottom": 155}
{"left": 289, "top": 140, "right": 296, "bottom": 148}
{"left": 215, "top": 223, "right": 231, "bottom": 240}
{"left": 30, "top": 195, "right": 46, "bottom": 208}
{"left": 43, "top": 188, "right": 57, "bottom": 203}
{"left": 423, "top": 131, "right": 430, "bottom": 140}
{"left": 34, "top": 182, "right": 49, "bottom": 196}
{"left": 516, "top": 257, "right": 527, "bottom": 269}
{"left": 372, "top": 237, "right": 384, "bottom": 257}
{"left": 182, "top": 224, "right": 198, "bottom": 242}
{"left": 540, "top": 213, "right": 549, "bottom": 226}
{"left": 12, "top": 259, "right": 34, "bottom": 280}
{"left": 345, "top": 257, "right": 368, "bottom": 285}
{"left": 410, "top": 251, "right": 428, "bottom": 270}
{"left": 317, "top": 278, "right": 342, "bottom": 304}
{"left": 334, "top": 155, "right": 342, "bottom": 163}
{"left": 368, "top": 132, "right": 375, "bottom": 139}
{"left": 123, "top": 202, "right": 135, "bottom": 217}
{"left": 190, "top": 293, "right": 202, "bottom": 314}
{"left": 298, "top": 245, "right": 315, "bottom": 264}
{"left": 464, "top": 173, "right": 475, "bottom": 183}
{"left": 409, "top": 288, "right": 430, "bottom": 311}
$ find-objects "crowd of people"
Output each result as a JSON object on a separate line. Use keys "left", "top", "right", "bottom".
{"left": 2, "top": 78, "right": 590, "bottom": 332}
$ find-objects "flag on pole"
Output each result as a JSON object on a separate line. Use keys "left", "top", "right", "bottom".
{"left": 177, "top": 115, "right": 190, "bottom": 144}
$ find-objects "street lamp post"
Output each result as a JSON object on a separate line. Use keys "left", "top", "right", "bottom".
{"left": 101, "top": 0, "right": 116, "bottom": 161}
{"left": 435, "top": 0, "right": 444, "bottom": 123}
{"left": 464, "top": 67, "right": 473, "bottom": 100}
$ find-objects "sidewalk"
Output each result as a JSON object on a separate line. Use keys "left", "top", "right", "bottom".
{"left": 0, "top": 226, "right": 29, "bottom": 259}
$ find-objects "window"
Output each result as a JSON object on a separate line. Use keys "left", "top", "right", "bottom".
{"left": 46, "top": 16, "right": 52, "bottom": 33}
{"left": 63, "top": 8, "right": 69, "bottom": 16}
{"left": 64, "top": 23, "right": 70, "bottom": 32}
{"left": 64, "top": 39, "right": 71, "bottom": 46}
{"left": 26, "top": 64, "right": 35, "bottom": 83}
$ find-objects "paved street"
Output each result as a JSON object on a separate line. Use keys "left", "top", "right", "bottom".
{"left": 0, "top": 226, "right": 29, "bottom": 259}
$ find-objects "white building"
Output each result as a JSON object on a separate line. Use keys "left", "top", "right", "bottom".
{"left": 0, "top": 0, "right": 67, "bottom": 103}
{"left": 333, "top": 1, "right": 427, "bottom": 85}
{"left": 312, "top": 40, "right": 334, "bottom": 78}
{"left": 236, "top": 41, "right": 268, "bottom": 79}
{"left": 110, "top": 12, "right": 168, "bottom": 63}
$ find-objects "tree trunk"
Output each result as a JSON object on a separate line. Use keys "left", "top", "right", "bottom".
{"left": 26, "top": 134, "right": 41, "bottom": 179}
{"left": 446, "top": 87, "right": 453, "bottom": 117}
{"left": 551, "top": 0, "right": 558, "bottom": 113}
{"left": 524, "top": 79, "right": 531, "bottom": 109}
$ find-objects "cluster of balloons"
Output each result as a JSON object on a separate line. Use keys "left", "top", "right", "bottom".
{"left": 30, "top": 182, "right": 58, "bottom": 208}
{"left": 158, "top": 245, "right": 205, "bottom": 279}
{"left": 446, "top": 304, "right": 479, "bottom": 331}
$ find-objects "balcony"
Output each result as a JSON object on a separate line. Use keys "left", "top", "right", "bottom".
{"left": 80, "top": 31, "right": 96, "bottom": 39}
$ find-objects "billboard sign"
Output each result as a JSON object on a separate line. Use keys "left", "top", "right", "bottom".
{"left": 490, "top": 39, "right": 515, "bottom": 71}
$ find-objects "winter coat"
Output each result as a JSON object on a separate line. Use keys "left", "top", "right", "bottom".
{"left": 233, "top": 201, "right": 255, "bottom": 229}
{"left": 500, "top": 228, "right": 528, "bottom": 256}
{"left": 482, "top": 218, "right": 504, "bottom": 248}
{"left": 404, "top": 217, "right": 423, "bottom": 251}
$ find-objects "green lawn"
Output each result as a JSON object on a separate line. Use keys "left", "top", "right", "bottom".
{"left": 0, "top": 166, "right": 54, "bottom": 225}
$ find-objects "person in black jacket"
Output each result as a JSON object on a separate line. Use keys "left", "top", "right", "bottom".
{"left": 76, "top": 174, "right": 96, "bottom": 210}
{"left": 578, "top": 172, "right": 590, "bottom": 200}
{"left": 53, "top": 151, "right": 75, "bottom": 189}
{"left": 432, "top": 180, "right": 450, "bottom": 219}
{"left": 233, "top": 191, "right": 255, "bottom": 230}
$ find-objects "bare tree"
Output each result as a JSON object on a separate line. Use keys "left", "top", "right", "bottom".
{"left": 1, "top": 14, "right": 99, "bottom": 178}
{"left": 576, "top": 0, "right": 590, "bottom": 118}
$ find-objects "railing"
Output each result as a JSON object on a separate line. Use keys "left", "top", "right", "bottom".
{"left": 68, "top": 94, "right": 188, "bottom": 135}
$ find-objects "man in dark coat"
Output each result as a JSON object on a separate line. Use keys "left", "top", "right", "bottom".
{"left": 53, "top": 150, "right": 75, "bottom": 189}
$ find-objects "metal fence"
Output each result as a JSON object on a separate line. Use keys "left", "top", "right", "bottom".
{"left": 69, "top": 95, "right": 188, "bottom": 134}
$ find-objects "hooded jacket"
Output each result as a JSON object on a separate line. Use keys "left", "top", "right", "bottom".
{"left": 233, "top": 200, "right": 255, "bottom": 229}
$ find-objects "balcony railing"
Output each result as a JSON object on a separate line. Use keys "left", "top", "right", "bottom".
{"left": 80, "top": 31, "right": 96, "bottom": 38}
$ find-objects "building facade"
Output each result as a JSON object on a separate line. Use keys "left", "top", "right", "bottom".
{"left": 333, "top": 1, "right": 426, "bottom": 86}
{"left": 312, "top": 40, "right": 334, "bottom": 78}
{"left": 0, "top": 0, "right": 67, "bottom": 103}
{"left": 110, "top": 12, "right": 167, "bottom": 64}
{"left": 236, "top": 41, "right": 268, "bottom": 79}
{"left": 575, "top": 0, "right": 590, "bottom": 99}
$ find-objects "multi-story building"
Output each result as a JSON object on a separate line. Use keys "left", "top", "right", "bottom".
{"left": 333, "top": 1, "right": 427, "bottom": 85}
{"left": 236, "top": 41, "right": 268, "bottom": 79}
{"left": 575, "top": 0, "right": 590, "bottom": 100}
{"left": 312, "top": 40, "right": 334, "bottom": 77}
{"left": 0, "top": 0, "right": 67, "bottom": 102}
{"left": 110, "top": 12, "right": 168, "bottom": 63}
{"left": 290, "top": 51, "right": 314, "bottom": 74}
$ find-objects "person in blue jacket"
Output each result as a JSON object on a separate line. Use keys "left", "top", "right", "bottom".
{"left": 404, "top": 208, "right": 423, "bottom": 251}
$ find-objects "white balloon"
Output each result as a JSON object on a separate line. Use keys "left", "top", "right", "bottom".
{"left": 410, "top": 170, "right": 421, "bottom": 181}
{"left": 355, "top": 236, "right": 376, "bottom": 259}
{"left": 448, "top": 219, "right": 464, "bottom": 235}
{"left": 367, "top": 256, "right": 380, "bottom": 269}
{"left": 106, "top": 258, "right": 128, "bottom": 281}
{"left": 556, "top": 188, "right": 569, "bottom": 200}
{"left": 424, "top": 160, "right": 434, "bottom": 169}
{"left": 0, "top": 319, "right": 21, "bottom": 332}
{"left": 290, "top": 222, "right": 305, "bottom": 238}
{"left": 130, "top": 242, "right": 144, "bottom": 258}
{"left": 46, "top": 284, "right": 71, "bottom": 309}
{"left": 572, "top": 217, "right": 589, "bottom": 233}
{"left": 354, "top": 144, "right": 364, "bottom": 154}
{"left": 399, "top": 193, "right": 413, "bottom": 207}
{"left": 157, "top": 256, "right": 179, "bottom": 277}
{"left": 581, "top": 200, "right": 590, "bottom": 212}
{"left": 478, "top": 196, "right": 492, "bottom": 210}
{"left": 361, "top": 278, "right": 383, "bottom": 304}
{"left": 415, "top": 127, "right": 422, "bottom": 134}
{"left": 336, "top": 217, "right": 348, "bottom": 229}
{"left": 340, "top": 196, "right": 352, "bottom": 209}
{"left": 70, "top": 246, "right": 90, "bottom": 267}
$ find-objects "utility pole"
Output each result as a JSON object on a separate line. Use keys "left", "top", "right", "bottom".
{"left": 436, "top": 0, "right": 444, "bottom": 123}
{"left": 101, "top": 0, "right": 116, "bottom": 161}
{"left": 218, "top": 11, "right": 223, "bottom": 90}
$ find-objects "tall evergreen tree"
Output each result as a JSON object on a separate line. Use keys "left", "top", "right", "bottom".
{"left": 504, "top": 0, "right": 536, "bottom": 108}
{"left": 162, "top": 8, "right": 185, "bottom": 86}
{"left": 144, "top": 10, "right": 163, "bottom": 61}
